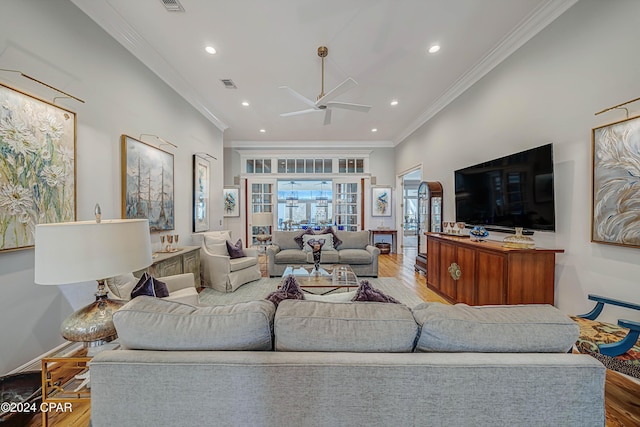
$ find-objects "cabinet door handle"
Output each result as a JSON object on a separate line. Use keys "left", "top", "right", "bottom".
{"left": 448, "top": 262, "right": 461, "bottom": 281}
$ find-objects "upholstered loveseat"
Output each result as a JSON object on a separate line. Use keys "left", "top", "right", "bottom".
{"left": 90, "top": 297, "right": 606, "bottom": 426}
{"left": 267, "top": 229, "right": 379, "bottom": 277}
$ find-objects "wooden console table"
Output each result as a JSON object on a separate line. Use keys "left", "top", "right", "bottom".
{"left": 425, "top": 233, "right": 563, "bottom": 305}
{"left": 135, "top": 245, "right": 201, "bottom": 287}
{"left": 369, "top": 229, "right": 398, "bottom": 253}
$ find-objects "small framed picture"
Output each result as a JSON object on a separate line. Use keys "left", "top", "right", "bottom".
{"left": 193, "top": 155, "right": 210, "bottom": 232}
{"left": 372, "top": 187, "right": 392, "bottom": 217}
{"left": 223, "top": 187, "right": 240, "bottom": 217}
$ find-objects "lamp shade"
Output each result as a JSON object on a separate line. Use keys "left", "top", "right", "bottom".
{"left": 34, "top": 219, "right": 152, "bottom": 285}
{"left": 252, "top": 212, "right": 273, "bottom": 228}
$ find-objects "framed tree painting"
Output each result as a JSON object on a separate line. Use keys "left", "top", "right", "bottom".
{"left": 372, "top": 186, "right": 392, "bottom": 217}
{"left": 193, "top": 154, "right": 210, "bottom": 232}
{"left": 0, "top": 83, "right": 76, "bottom": 252}
{"left": 592, "top": 115, "right": 640, "bottom": 248}
{"left": 121, "top": 135, "right": 174, "bottom": 231}
{"left": 223, "top": 188, "right": 239, "bottom": 217}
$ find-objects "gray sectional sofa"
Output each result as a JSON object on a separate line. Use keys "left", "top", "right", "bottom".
{"left": 90, "top": 297, "right": 606, "bottom": 427}
{"left": 267, "top": 229, "right": 380, "bottom": 277}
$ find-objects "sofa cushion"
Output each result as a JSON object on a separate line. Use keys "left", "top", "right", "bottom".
{"left": 273, "top": 231, "right": 305, "bottom": 250}
{"left": 302, "top": 233, "right": 334, "bottom": 251}
{"left": 265, "top": 275, "right": 305, "bottom": 307}
{"left": 413, "top": 302, "right": 579, "bottom": 353}
{"left": 304, "top": 290, "right": 357, "bottom": 302}
{"left": 306, "top": 249, "right": 339, "bottom": 264}
{"left": 274, "top": 249, "right": 308, "bottom": 264}
{"left": 106, "top": 272, "right": 136, "bottom": 299}
{"left": 130, "top": 272, "right": 169, "bottom": 299}
{"left": 229, "top": 256, "right": 258, "bottom": 272}
{"left": 336, "top": 230, "right": 370, "bottom": 249}
{"left": 294, "top": 228, "right": 315, "bottom": 249}
{"left": 320, "top": 227, "right": 343, "bottom": 249}
{"left": 274, "top": 300, "right": 418, "bottom": 352}
{"left": 226, "top": 238, "right": 246, "bottom": 259}
{"left": 338, "top": 248, "right": 372, "bottom": 264}
{"left": 113, "top": 297, "right": 275, "bottom": 351}
{"left": 352, "top": 280, "right": 401, "bottom": 304}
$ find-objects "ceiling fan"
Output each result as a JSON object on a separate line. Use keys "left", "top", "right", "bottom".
{"left": 280, "top": 46, "right": 371, "bottom": 125}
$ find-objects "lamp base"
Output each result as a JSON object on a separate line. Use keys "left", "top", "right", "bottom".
{"left": 60, "top": 290, "right": 125, "bottom": 344}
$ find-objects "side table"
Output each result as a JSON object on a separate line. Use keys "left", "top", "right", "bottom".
{"left": 369, "top": 229, "right": 398, "bottom": 253}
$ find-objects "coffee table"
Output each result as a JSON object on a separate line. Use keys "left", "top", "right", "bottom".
{"left": 282, "top": 264, "right": 359, "bottom": 295}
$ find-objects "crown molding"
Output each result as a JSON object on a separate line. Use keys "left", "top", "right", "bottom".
{"left": 393, "top": 0, "right": 578, "bottom": 146}
{"left": 70, "top": 0, "right": 229, "bottom": 132}
{"left": 225, "top": 140, "right": 394, "bottom": 149}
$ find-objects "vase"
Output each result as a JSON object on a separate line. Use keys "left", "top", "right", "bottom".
{"left": 503, "top": 227, "right": 535, "bottom": 249}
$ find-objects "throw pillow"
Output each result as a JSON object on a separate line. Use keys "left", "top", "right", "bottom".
{"left": 302, "top": 233, "right": 334, "bottom": 252}
{"left": 351, "top": 280, "right": 401, "bottom": 304}
{"left": 226, "top": 238, "right": 245, "bottom": 259}
{"left": 320, "top": 227, "right": 343, "bottom": 249}
{"left": 130, "top": 272, "right": 169, "bottom": 299}
{"left": 293, "top": 228, "right": 315, "bottom": 249}
{"left": 266, "top": 275, "right": 305, "bottom": 307}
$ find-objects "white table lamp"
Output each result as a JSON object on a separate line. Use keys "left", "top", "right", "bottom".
{"left": 252, "top": 212, "right": 273, "bottom": 244}
{"left": 34, "top": 218, "right": 152, "bottom": 345}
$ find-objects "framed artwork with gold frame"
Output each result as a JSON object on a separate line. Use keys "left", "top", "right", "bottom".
{"left": 121, "top": 135, "right": 174, "bottom": 231}
{"left": 0, "top": 82, "right": 76, "bottom": 252}
{"left": 591, "top": 115, "right": 640, "bottom": 248}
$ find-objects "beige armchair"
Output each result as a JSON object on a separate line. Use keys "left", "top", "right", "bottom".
{"left": 106, "top": 272, "right": 199, "bottom": 305}
{"left": 199, "top": 231, "right": 261, "bottom": 292}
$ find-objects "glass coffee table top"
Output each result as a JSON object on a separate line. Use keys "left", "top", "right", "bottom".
{"left": 282, "top": 264, "right": 359, "bottom": 295}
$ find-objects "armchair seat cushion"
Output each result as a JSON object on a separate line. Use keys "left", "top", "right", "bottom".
{"left": 339, "top": 249, "right": 373, "bottom": 264}
{"left": 274, "top": 249, "right": 308, "bottom": 264}
{"left": 229, "top": 256, "right": 258, "bottom": 272}
{"left": 165, "top": 287, "right": 199, "bottom": 306}
{"left": 306, "top": 249, "right": 339, "bottom": 263}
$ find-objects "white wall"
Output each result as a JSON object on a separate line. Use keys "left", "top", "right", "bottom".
{"left": 395, "top": 0, "right": 640, "bottom": 323}
{"left": 0, "top": 0, "right": 224, "bottom": 374}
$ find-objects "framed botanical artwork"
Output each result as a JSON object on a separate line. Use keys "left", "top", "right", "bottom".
{"left": 121, "top": 135, "right": 174, "bottom": 231}
{"left": 592, "top": 115, "right": 640, "bottom": 248}
{"left": 372, "top": 186, "right": 392, "bottom": 217}
{"left": 193, "top": 154, "right": 210, "bottom": 232}
{"left": 0, "top": 83, "right": 76, "bottom": 252}
{"left": 223, "top": 188, "right": 239, "bottom": 217}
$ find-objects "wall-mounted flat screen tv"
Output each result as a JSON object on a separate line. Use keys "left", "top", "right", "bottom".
{"left": 454, "top": 143, "right": 555, "bottom": 233}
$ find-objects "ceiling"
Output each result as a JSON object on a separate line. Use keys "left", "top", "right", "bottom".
{"left": 70, "top": 0, "right": 577, "bottom": 148}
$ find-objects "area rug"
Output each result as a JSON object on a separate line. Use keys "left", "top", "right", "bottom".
{"left": 199, "top": 277, "right": 425, "bottom": 308}
{"left": 571, "top": 316, "right": 640, "bottom": 380}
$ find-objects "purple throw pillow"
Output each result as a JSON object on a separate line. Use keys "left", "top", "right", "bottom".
{"left": 320, "top": 227, "right": 343, "bottom": 249}
{"left": 266, "top": 275, "right": 305, "bottom": 307}
{"left": 294, "top": 228, "right": 315, "bottom": 249}
{"left": 226, "top": 238, "right": 246, "bottom": 259}
{"left": 351, "top": 280, "right": 401, "bottom": 304}
{"left": 130, "top": 272, "right": 169, "bottom": 299}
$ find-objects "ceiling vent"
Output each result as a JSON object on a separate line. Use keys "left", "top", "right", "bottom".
{"left": 159, "top": 0, "right": 185, "bottom": 12}
{"left": 220, "top": 79, "right": 238, "bottom": 89}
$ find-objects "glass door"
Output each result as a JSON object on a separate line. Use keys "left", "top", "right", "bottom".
{"left": 333, "top": 180, "right": 360, "bottom": 231}
{"left": 248, "top": 179, "right": 275, "bottom": 246}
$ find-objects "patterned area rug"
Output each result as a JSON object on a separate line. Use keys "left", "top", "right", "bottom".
{"left": 198, "top": 277, "right": 425, "bottom": 308}
{"left": 571, "top": 316, "right": 640, "bottom": 380}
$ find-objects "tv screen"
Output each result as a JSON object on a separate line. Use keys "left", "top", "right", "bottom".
{"left": 454, "top": 143, "right": 555, "bottom": 232}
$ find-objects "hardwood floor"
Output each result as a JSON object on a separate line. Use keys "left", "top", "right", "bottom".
{"left": 28, "top": 249, "right": 639, "bottom": 426}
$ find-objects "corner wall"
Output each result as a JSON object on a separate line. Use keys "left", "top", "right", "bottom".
{"left": 395, "top": 0, "right": 640, "bottom": 322}
{"left": 0, "top": 0, "right": 223, "bottom": 374}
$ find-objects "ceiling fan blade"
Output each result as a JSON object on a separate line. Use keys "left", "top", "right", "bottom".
{"left": 316, "top": 77, "right": 358, "bottom": 105}
{"left": 326, "top": 102, "right": 371, "bottom": 113}
{"left": 279, "top": 86, "right": 317, "bottom": 109}
{"left": 323, "top": 109, "right": 332, "bottom": 126}
{"left": 280, "top": 108, "right": 323, "bottom": 117}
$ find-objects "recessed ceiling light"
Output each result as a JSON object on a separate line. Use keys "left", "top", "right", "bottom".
{"left": 428, "top": 45, "right": 440, "bottom": 54}
{"left": 241, "top": 101, "right": 250, "bottom": 107}
{"left": 371, "top": 128, "right": 378, "bottom": 132}
{"left": 259, "top": 129, "right": 266, "bottom": 133}
{"left": 390, "top": 100, "right": 399, "bottom": 106}
{"left": 205, "top": 46, "right": 217, "bottom": 55}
